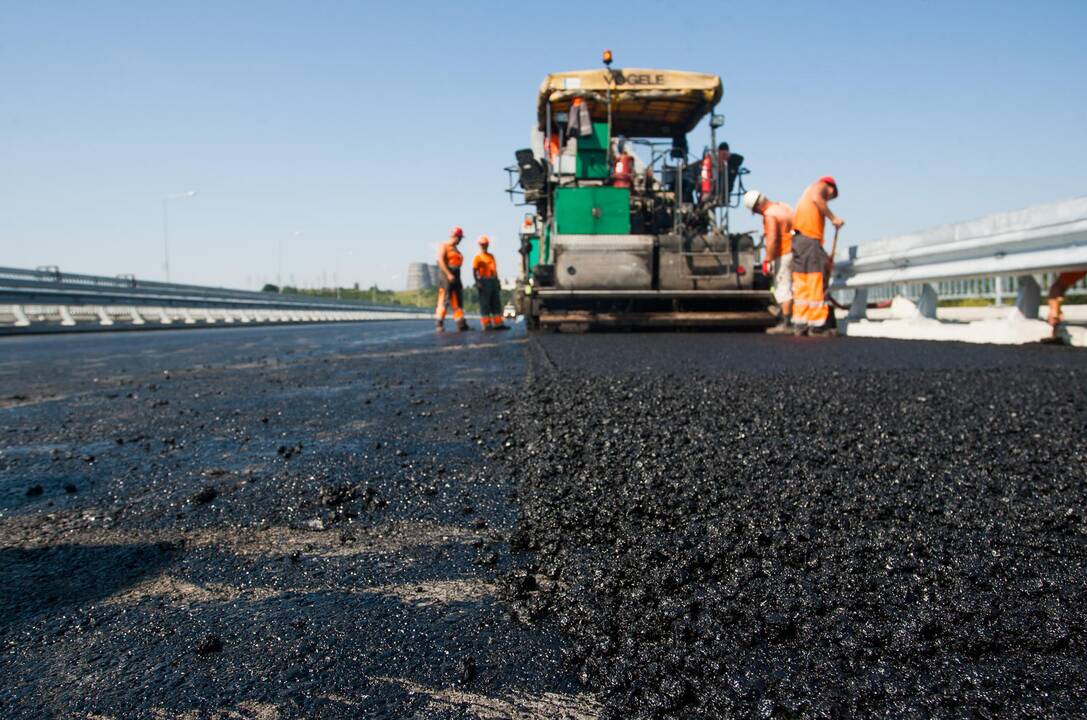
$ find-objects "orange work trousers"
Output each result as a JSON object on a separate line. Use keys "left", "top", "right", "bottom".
{"left": 477, "top": 277, "right": 503, "bottom": 328}
{"left": 791, "top": 233, "right": 829, "bottom": 328}
{"left": 435, "top": 272, "right": 464, "bottom": 322}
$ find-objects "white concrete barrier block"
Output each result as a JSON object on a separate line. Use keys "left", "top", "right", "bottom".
{"left": 129, "top": 307, "right": 146, "bottom": 325}
{"left": 1061, "top": 326, "right": 1087, "bottom": 347}
{"left": 12, "top": 305, "right": 31, "bottom": 327}
{"left": 59, "top": 306, "right": 76, "bottom": 326}
{"left": 888, "top": 296, "right": 918, "bottom": 319}
{"left": 96, "top": 307, "right": 115, "bottom": 326}
{"left": 841, "top": 317, "right": 1054, "bottom": 345}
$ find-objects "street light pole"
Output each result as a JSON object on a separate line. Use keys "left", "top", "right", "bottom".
{"left": 280, "top": 231, "right": 302, "bottom": 293}
{"left": 162, "top": 191, "right": 196, "bottom": 282}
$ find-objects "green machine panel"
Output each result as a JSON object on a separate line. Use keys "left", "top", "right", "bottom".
{"left": 578, "top": 122, "right": 610, "bottom": 151}
{"left": 554, "top": 187, "right": 631, "bottom": 235}
{"left": 576, "top": 151, "right": 609, "bottom": 179}
{"left": 575, "top": 122, "right": 610, "bottom": 179}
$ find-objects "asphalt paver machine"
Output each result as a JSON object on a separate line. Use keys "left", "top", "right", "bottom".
{"left": 507, "top": 52, "right": 775, "bottom": 331}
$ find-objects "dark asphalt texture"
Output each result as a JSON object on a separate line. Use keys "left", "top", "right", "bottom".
{"left": 505, "top": 333, "right": 1087, "bottom": 719}
{"left": 1, "top": 321, "right": 595, "bottom": 719}
{"left": 2, "top": 324, "right": 1086, "bottom": 718}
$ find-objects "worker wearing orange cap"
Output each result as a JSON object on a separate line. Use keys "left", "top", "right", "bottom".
{"left": 790, "top": 176, "right": 844, "bottom": 335}
{"left": 435, "top": 227, "right": 469, "bottom": 332}
{"left": 472, "top": 236, "right": 509, "bottom": 331}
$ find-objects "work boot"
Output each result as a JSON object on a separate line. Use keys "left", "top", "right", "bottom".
{"left": 456, "top": 320, "right": 471, "bottom": 332}
{"left": 793, "top": 324, "right": 809, "bottom": 336}
{"left": 809, "top": 325, "right": 838, "bottom": 337}
{"left": 435, "top": 321, "right": 445, "bottom": 333}
{"left": 765, "top": 319, "right": 792, "bottom": 335}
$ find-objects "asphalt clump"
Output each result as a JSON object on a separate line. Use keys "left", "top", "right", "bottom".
{"left": 502, "top": 363, "right": 1087, "bottom": 718}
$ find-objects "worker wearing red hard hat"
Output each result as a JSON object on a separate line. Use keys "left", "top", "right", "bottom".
{"left": 435, "top": 226, "right": 470, "bottom": 332}
{"left": 789, "top": 177, "right": 844, "bottom": 335}
{"left": 472, "top": 236, "right": 509, "bottom": 331}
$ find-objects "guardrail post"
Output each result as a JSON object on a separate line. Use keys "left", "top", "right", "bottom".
{"left": 158, "top": 308, "right": 173, "bottom": 325}
{"left": 1010, "top": 275, "right": 1041, "bottom": 320}
{"left": 129, "top": 307, "right": 146, "bottom": 325}
{"left": 203, "top": 308, "right": 217, "bottom": 324}
{"left": 95, "top": 307, "right": 114, "bottom": 326}
{"left": 916, "top": 284, "right": 938, "bottom": 319}
{"left": 238, "top": 310, "right": 251, "bottom": 323}
{"left": 847, "top": 288, "right": 868, "bottom": 320}
{"left": 58, "top": 306, "right": 77, "bottom": 326}
{"left": 180, "top": 308, "right": 197, "bottom": 325}
{"left": 12, "top": 305, "right": 31, "bottom": 327}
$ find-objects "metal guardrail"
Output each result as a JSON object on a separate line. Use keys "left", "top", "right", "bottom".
{"left": 0, "top": 266, "right": 431, "bottom": 331}
{"left": 858, "top": 273, "right": 1086, "bottom": 305}
{"left": 829, "top": 196, "right": 1087, "bottom": 318}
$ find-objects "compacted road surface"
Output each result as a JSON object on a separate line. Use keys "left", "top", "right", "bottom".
{"left": 2, "top": 324, "right": 1085, "bottom": 719}
{"left": 1, "top": 321, "right": 594, "bottom": 719}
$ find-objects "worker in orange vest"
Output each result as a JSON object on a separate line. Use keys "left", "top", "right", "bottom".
{"left": 743, "top": 189, "right": 794, "bottom": 333}
{"left": 611, "top": 138, "right": 634, "bottom": 189}
{"left": 472, "top": 236, "right": 509, "bottom": 331}
{"left": 435, "top": 227, "right": 470, "bottom": 332}
{"left": 790, "top": 176, "right": 844, "bottom": 335}
{"left": 1047, "top": 271, "right": 1087, "bottom": 339}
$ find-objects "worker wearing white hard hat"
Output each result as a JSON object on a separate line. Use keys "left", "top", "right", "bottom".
{"left": 744, "top": 190, "right": 795, "bottom": 333}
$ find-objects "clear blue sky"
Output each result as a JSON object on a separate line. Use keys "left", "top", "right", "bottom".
{"left": 3, "top": 1, "right": 1085, "bottom": 290}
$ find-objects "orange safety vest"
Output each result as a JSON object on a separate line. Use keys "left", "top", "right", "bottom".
{"left": 442, "top": 244, "right": 463, "bottom": 269}
{"left": 793, "top": 184, "right": 827, "bottom": 243}
{"left": 473, "top": 251, "right": 498, "bottom": 279}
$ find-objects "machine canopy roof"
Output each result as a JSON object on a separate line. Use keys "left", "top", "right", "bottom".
{"left": 538, "top": 68, "right": 722, "bottom": 138}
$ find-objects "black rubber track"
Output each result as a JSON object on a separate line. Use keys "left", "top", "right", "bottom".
{"left": 501, "top": 334, "right": 1087, "bottom": 719}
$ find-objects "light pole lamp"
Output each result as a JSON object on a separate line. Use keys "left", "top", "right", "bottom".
{"left": 162, "top": 191, "right": 196, "bottom": 282}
